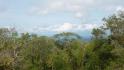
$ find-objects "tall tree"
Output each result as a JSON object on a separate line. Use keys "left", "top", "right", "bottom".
{"left": 103, "top": 11, "right": 124, "bottom": 47}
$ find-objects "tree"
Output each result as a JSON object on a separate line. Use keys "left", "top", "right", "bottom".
{"left": 0, "top": 28, "right": 17, "bottom": 70}
{"left": 92, "top": 28, "right": 105, "bottom": 39}
{"left": 19, "top": 36, "right": 56, "bottom": 70}
{"left": 53, "top": 32, "right": 82, "bottom": 49}
{"left": 103, "top": 11, "right": 124, "bottom": 47}
{"left": 83, "top": 39, "right": 114, "bottom": 70}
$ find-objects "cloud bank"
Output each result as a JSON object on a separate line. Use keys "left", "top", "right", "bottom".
{"left": 29, "top": 0, "right": 124, "bottom": 18}
{"left": 30, "top": 22, "right": 99, "bottom": 33}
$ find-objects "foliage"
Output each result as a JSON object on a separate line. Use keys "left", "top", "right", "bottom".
{"left": 0, "top": 11, "right": 124, "bottom": 70}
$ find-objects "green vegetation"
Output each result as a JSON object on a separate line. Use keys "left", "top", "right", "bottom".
{"left": 0, "top": 11, "right": 124, "bottom": 70}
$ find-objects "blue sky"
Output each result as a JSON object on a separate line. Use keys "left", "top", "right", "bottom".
{"left": 0, "top": 0, "right": 124, "bottom": 37}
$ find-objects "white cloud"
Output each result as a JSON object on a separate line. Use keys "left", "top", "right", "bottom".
{"left": 75, "top": 12, "right": 83, "bottom": 18}
{"left": 116, "top": 6, "right": 124, "bottom": 12}
{"left": 31, "top": 22, "right": 99, "bottom": 33}
{"left": 28, "top": 0, "right": 124, "bottom": 18}
{"left": 53, "top": 22, "right": 75, "bottom": 32}
{"left": 28, "top": 0, "right": 95, "bottom": 18}
{"left": 0, "top": 0, "right": 123, "bottom": 18}
{"left": 0, "top": 26, "right": 12, "bottom": 29}
{"left": 0, "top": 22, "right": 99, "bottom": 34}
{"left": 106, "top": 6, "right": 124, "bottom": 14}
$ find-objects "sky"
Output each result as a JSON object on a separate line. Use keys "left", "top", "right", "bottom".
{"left": 0, "top": 0, "right": 124, "bottom": 37}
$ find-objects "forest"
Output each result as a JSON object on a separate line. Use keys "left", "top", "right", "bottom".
{"left": 0, "top": 11, "right": 124, "bottom": 70}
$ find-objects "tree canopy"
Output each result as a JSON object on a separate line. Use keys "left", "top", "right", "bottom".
{"left": 0, "top": 11, "right": 124, "bottom": 70}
